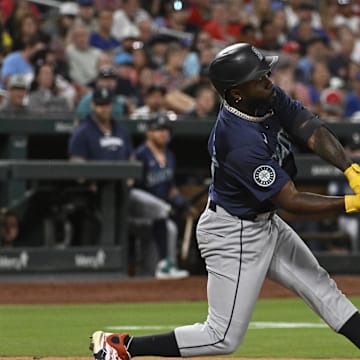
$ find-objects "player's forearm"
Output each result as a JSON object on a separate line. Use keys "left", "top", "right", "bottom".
{"left": 272, "top": 181, "right": 345, "bottom": 214}
{"left": 277, "top": 192, "right": 345, "bottom": 215}
{"left": 307, "top": 126, "right": 352, "bottom": 172}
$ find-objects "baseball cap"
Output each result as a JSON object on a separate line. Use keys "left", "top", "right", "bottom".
{"left": 114, "top": 52, "right": 134, "bottom": 66}
{"left": 281, "top": 41, "right": 300, "bottom": 53}
{"left": 92, "top": 87, "right": 114, "bottom": 105}
{"left": 320, "top": 88, "right": 343, "bottom": 114}
{"left": 97, "top": 66, "right": 118, "bottom": 79}
{"left": 7, "top": 75, "right": 29, "bottom": 90}
{"left": 59, "top": 2, "right": 79, "bottom": 16}
{"left": 146, "top": 113, "right": 172, "bottom": 130}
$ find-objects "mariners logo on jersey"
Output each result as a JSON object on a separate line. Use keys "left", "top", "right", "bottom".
{"left": 253, "top": 165, "right": 276, "bottom": 187}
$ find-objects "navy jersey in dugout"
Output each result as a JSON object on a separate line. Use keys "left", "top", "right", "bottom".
{"left": 134, "top": 144, "right": 176, "bottom": 201}
{"left": 69, "top": 116, "right": 133, "bottom": 160}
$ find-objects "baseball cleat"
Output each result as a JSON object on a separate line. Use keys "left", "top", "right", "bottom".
{"left": 90, "top": 331, "right": 131, "bottom": 360}
{"left": 155, "top": 258, "right": 189, "bottom": 280}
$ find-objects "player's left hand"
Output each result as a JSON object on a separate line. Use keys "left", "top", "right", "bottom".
{"left": 344, "top": 163, "right": 360, "bottom": 194}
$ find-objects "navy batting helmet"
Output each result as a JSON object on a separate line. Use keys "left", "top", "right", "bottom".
{"left": 208, "top": 43, "right": 278, "bottom": 97}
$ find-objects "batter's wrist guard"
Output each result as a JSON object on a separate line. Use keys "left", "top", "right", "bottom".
{"left": 344, "top": 163, "right": 360, "bottom": 194}
{"left": 345, "top": 195, "right": 360, "bottom": 213}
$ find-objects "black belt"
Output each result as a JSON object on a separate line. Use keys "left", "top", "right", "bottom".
{"left": 209, "top": 200, "right": 274, "bottom": 221}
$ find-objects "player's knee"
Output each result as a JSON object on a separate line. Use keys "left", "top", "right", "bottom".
{"left": 218, "top": 338, "right": 240, "bottom": 354}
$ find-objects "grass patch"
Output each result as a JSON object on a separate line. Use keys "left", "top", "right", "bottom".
{"left": 0, "top": 298, "right": 359, "bottom": 357}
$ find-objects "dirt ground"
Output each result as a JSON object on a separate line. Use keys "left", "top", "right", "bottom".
{"left": 1, "top": 275, "right": 360, "bottom": 360}
{"left": 1, "top": 275, "right": 360, "bottom": 304}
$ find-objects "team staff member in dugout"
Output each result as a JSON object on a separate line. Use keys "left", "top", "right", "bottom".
{"left": 68, "top": 86, "right": 177, "bottom": 272}
{"left": 89, "top": 43, "right": 360, "bottom": 360}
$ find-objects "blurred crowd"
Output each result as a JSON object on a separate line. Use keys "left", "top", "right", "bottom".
{"left": 0, "top": 0, "right": 358, "bottom": 122}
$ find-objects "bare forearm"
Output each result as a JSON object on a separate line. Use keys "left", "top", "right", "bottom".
{"left": 279, "top": 192, "right": 345, "bottom": 215}
{"left": 272, "top": 181, "right": 345, "bottom": 214}
{"left": 307, "top": 126, "right": 352, "bottom": 171}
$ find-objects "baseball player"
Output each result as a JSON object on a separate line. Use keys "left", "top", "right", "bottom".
{"left": 89, "top": 43, "right": 360, "bottom": 360}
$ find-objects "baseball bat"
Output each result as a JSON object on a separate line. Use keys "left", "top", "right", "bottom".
{"left": 181, "top": 214, "right": 195, "bottom": 261}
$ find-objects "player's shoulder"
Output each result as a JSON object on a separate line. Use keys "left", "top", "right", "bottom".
{"left": 134, "top": 143, "right": 149, "bottom": 157}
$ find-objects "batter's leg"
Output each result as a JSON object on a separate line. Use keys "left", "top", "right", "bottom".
{"left": 173, "top": 208, "right": 279, "bottom": 357}
{"left": 267, "top": 215, "right": 358, "bottom": 333}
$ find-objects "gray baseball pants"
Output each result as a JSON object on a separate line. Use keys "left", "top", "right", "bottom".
{"left": 174, "top": 202, "right": 357, "bottom": 356}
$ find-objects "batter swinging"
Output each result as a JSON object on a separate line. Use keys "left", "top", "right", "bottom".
{"left": 90, "top": 43, "right": 360, "bottom": 360}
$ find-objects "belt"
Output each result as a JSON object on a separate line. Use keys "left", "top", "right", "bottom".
{"left": 209, "top": 200, "right": 275, "bottom": 222}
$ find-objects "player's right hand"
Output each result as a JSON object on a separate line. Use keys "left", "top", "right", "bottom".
{"left": 345, "top": 194, "right": 360, "bottom": 213}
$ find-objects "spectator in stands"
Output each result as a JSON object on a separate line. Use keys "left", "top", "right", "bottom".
{"left": 5, "top": 0, "right": 40, "bottom": 39}
{"left": 75, "top": 0, "right": 97, "bottom": 32}
{"left": 344, "top": 71, "right": 360, "bottom": 119}
{"left": 272, "top": 6, "right": 289, "bottom": 45}
{"left": 2, "top": 74, "right": 29, "bottom": 114}
{"left": 75, "top": 66, "right": 126, "bottom": 121}
{"left": 132, "top": 113, "right": 190, "bottom": 279}
{"left": 305, "top": 60, "right": 332, "bottom": 115}
{"left": 153, "top": 41, "right": 197, "bottom": 114}
{"left": 297, "top": 35, "right": 331, "bottom": 84}
{"left": 319, "top": 87, "right": 345, "bottom": 122}
{"left": 183, "top": 30, "right": 212, "bottom": 82}
{"left": 279, "top": 40, "right": 305, "bottom": 82}
{"left": 187, "top": 0, "right": 212, "bottom": 29}
{"left": 30, "top": 47, "right": 76, "bottom": 109}
{"left": 66, "top": 24, "right": 103, "bottom": 93}
{"left": 203, "top": 1, "right": 241, "bottom": 46}
{"left": 328, "top": 25, "right": 356, "bottom": 87}
{"left": 257, "top": 18, "right": 282, "bottom": 52}
{"left": 183, "top": 84, "right": 217, "bottom": 120}
{"left": 11, "top": 12, "right": 41, "bottom": 51}
{"left": 42, "top": 2, "right": 78, "bottom": 53}
{"left": 271, "top": 60, "right": 311, "bottom": 108}
{"left": 238, "top": 23, "right": 257, "bottom": 45}
{"left": 158, "top": 0, "right": 199, "bottom": 47}
{"left": 89, "top": 8, "right": 121, "bottom": 54}
{"left": 1, "top": 33, "right": 45, "bottom": 88}
{"left": 111, "top": 0, "right": 152, "bottom": 41}
{"left": 0, "top": 7, "right": 12, "bottom": 58}
{"left": 113, "top": 51, "right": 140, "bottom": 111}
{"left": 288, "top": 18, "right": 329, "bottom": 56}
{"left": 246, "top": 0, "right": 273, "bottom": 28}
{"left": 332, "top": 0, "right": 359, "bottom": 36}
{"left": 28, "top": 63, "right": 70, "bottom": 114}
{"left": 284, "top": 0, "right": 323, "bottom": 30}
{"left": 0, "top": 210, "right": 19, "bottom": 247}
{"left": 130, "top": 84, "right": 168, "bottom": 120}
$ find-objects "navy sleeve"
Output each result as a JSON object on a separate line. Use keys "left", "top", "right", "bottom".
{"left": 122, "top": 126, "right": 133, "bottom": 159}
{"left": 226, "top": 146, "right": 290, "bottom": 203}
{"left": 274, "top": 86, "right": 324, "bottom": 145}
{"left": 68, "top": 128, "right": 89, "bottom": 159}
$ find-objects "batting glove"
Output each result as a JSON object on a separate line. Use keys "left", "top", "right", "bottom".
{"left": 345, "top": 194, "right": 360, "bottom": 213}
{"left": 344, "top": 163, "right": 360, "bottom": 194}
